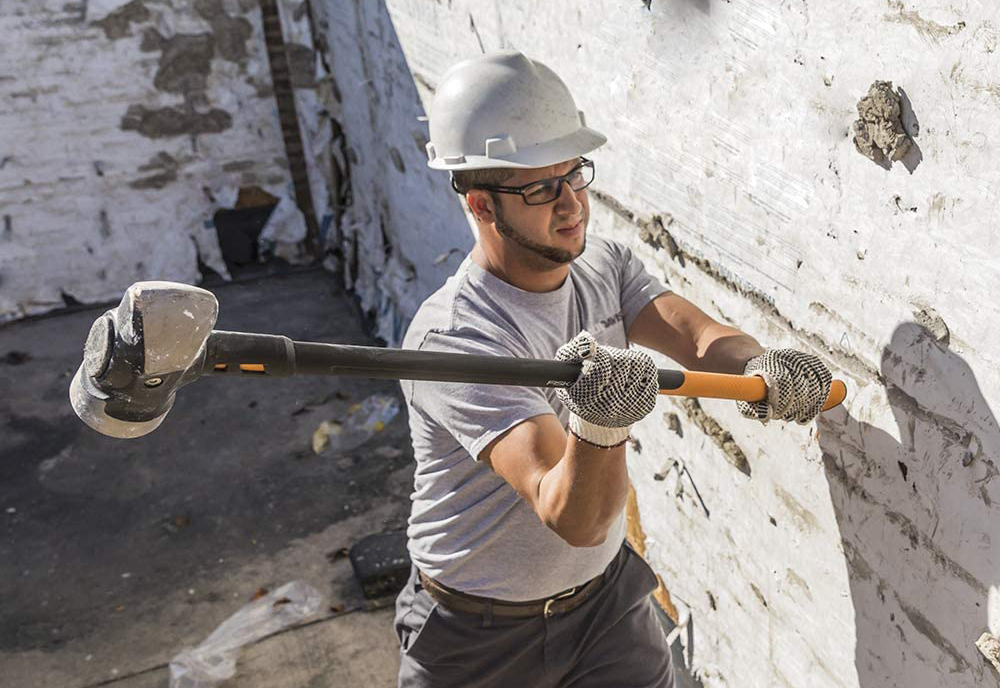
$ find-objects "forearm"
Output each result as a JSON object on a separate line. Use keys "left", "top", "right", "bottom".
{"left": 536, "top": 434, "right": 629, "bottom": 547}
{"left": 692, "top": 323, "right": 765, "bottom": 374}
{"left": 629, "top": 295, "right": 764, "bottom": 374}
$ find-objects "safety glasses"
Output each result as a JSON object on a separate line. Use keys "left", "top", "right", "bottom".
{"left": 459, "top": 158, "right": 595, "bottom": 205}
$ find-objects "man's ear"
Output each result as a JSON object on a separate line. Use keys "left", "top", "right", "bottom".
{"left": 466, "top": 190, "right": 497, "bottom": 224}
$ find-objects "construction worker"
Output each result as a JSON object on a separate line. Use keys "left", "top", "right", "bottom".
{"left": 395, "top": 51, "right": 833, "bottom": 688}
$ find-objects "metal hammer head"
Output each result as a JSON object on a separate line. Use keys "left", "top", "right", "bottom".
{"left": 69, "top": 281, "right": 219, "bottom": 438}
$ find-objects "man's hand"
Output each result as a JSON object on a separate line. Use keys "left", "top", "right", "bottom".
{"left": 555, "top": 331, "right": 659, "bottom": 447}
{"left": 737, "top": 349, "right": 833, "bottom": 424}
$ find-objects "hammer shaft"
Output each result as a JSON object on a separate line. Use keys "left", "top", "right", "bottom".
{"left": 203, "top": 330, "right": 847, "bottom": 410}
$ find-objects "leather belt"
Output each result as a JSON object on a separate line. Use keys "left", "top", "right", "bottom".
{"left": 417, "top": 569, "right": 606, "bottom": 618}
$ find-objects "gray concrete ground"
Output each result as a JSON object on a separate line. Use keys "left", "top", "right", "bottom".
{"left": 1, "top": 269, "right": 409, "bottom": 687}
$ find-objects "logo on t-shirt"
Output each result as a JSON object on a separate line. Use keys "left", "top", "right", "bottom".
{"left": 595, "top": 312, "right": 624, "bottom": 331}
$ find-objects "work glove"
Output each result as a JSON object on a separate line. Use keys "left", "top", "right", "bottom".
{"left": 555, "top": 331, "right": 659, "bottom": 448}
{"left": 737, "top": 349, "right": 833, "bottom": 424}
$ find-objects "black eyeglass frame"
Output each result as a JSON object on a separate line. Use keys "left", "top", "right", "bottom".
{"left": 452, "top": 158, "right": 595, "bottom": 205}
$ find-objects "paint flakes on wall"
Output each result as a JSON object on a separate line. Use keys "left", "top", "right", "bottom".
{"left": 852, "top": 81, "right": 913, "bottom": 169}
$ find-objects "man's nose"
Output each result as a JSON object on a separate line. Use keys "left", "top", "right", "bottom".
{"left": 554, "top": 180, "right": 583, "bottom": 214}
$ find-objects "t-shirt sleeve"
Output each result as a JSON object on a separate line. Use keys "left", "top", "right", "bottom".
{"left": 408, "top": 331, "right": 557, "bottom": 461}
{"left": 616, "top": 242, "right": 672, "bottom": 330}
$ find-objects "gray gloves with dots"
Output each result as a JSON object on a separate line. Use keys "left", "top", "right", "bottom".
{"left": 555, "top": 331, "right": 659, "bottom": 448}
{"left": 737, "top": 349, "right": 833, "bottom": 424}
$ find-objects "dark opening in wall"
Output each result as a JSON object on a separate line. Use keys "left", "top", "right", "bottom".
{"left": 212, "top": 186, "right": 277, "bottom": 274}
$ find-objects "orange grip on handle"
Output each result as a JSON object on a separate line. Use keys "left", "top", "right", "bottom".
{"left": 659, "top": 371, "right": 847, "bottom": 412}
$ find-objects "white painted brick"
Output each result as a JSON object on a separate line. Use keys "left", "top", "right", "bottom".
{"left": 0, "top": 0, "right": 297, "bottom": 320}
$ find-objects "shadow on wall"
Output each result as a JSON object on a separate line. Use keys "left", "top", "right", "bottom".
{"left": 818, "top": 323, "right": 999, "bottom": 687}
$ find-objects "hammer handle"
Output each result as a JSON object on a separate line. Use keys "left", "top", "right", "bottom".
{"left": 203, "top": 331, "right": 846, "bottom": 411}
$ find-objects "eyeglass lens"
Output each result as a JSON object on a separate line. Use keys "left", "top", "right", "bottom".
{"left": 523, "top": 162, "right": 595, "bottom": 205}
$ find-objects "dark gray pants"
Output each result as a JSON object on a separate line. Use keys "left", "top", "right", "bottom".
{"left": 394, "top": 544, "right": 674, "bottom": 688}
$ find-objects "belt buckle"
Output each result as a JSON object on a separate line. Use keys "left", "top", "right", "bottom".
{"left": 543, "top": 585, "right": 578, "bottom": 618}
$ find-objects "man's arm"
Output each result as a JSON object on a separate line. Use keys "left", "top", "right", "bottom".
{"left": 629, "top": 293, "right": 835, "bottom": 424}
{"left": 481, "top": 416, "right": 627, "bottom": 548}
{"left": 627, "top": 292, "right": 765, "bottom": 374}
{"left": 480, "top": 331, "right": 659, "bottom": 549}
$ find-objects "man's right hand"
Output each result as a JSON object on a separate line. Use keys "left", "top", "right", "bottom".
{"left": 555, "top": 331, "right": 659, "bottom": 448}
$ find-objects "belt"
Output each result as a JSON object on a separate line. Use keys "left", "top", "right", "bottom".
{"left": 417, "top": 569, "right": 606, "bottom": 618}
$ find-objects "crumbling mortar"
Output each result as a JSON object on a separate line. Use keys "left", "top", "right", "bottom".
{"left": 852, "top": 81, "right": 915, "bottom": 169}
{"left": 676, "top": 397, "right": 750, "bottom": 476}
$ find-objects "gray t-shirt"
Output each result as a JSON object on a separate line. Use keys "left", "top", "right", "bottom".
{"left": 400, "top": 235, "right": 670, "bottom": 601}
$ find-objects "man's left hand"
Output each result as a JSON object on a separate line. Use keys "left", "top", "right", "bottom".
{"left": 737, "top": 349, "right": 833, "bottom": 424}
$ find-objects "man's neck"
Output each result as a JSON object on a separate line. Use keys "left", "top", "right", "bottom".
{"left": 470, "top": 244, "right": 570, "bottom": 293}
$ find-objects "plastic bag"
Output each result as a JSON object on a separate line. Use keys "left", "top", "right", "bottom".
{"left": 312, "top": 394, "right": 401, "bottom": 455}
{"left": 168, "top": 581, "right": 325, "bottom": 688}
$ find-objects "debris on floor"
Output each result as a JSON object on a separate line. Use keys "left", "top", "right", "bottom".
{"left": 349, "top": 530, "right": 410, "bottom": 600}
{"left": 312, "top": 394, "right": 401, "bottom": 455}
{"left": 168, "top": 581, "right": 325, "bottom": 688}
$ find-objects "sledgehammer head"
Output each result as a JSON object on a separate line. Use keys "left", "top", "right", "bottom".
{"left": 70, "top": 281, "right": 218, "bottom": 438}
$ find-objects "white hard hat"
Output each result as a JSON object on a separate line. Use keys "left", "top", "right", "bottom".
{"left": 425, "top": 51, "right": 606, "bottom": 171}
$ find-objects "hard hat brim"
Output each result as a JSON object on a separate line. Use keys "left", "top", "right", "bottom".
{"left": 428, "top": 125, "right": 607, "bottom": 171}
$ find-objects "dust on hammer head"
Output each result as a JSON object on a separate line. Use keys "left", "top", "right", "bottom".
{"left": 69, "top": 281, "right": 218, "bottom": 439}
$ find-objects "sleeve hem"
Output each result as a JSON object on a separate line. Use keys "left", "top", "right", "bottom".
{"left": 468, "top": 411, "right": 560, "bottom": 461}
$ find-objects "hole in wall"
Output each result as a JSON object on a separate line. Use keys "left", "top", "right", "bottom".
{"left": 212, "top": 186, "right": 278, "bottom": 274}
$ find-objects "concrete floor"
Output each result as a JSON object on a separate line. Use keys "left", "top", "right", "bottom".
{"left": 0, "top": 269, "right": 410, "bottom": 687}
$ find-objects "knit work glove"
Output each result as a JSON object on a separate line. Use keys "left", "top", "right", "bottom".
{"left": 555, "top": 331, "right": 659, "bottom": 447}
{"left": 737, "top": 349, "right": 833, "bottom": 424}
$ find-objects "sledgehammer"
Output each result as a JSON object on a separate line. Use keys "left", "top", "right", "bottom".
{"left": 70, "top": 282, "right": 848, "bottom": 439}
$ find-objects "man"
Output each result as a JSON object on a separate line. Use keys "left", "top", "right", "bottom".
{"left": 395, "top": 51, "right": 832, "bottom": 688}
